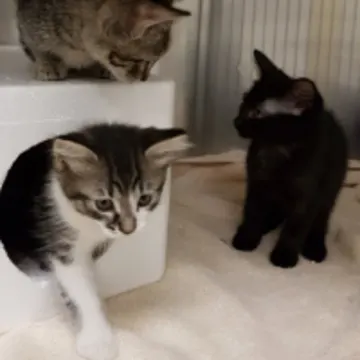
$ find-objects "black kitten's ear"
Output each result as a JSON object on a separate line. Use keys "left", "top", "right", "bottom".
{"left": 142, "top": 128, "right": 193, "bottom": 167}
{"left": 253, "top": 49, "right": 280, "bottom": 77}
{"left": 288, "top": 78, "right": 317, "bottom": 111}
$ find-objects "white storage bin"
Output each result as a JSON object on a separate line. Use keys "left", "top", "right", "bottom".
{"left": 0, "top": 46, "right": 175, "bottom": 332}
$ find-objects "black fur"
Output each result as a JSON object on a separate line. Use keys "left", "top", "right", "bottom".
{"left": 0, "top": 139, "right": 55, "bottom": 272}
{"left": 232, "top": 50, "right": 348, "bottom": 269}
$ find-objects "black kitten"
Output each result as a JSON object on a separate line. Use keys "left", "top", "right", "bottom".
{"left": 232, "top": 49, "right": 347, "bottom": 269}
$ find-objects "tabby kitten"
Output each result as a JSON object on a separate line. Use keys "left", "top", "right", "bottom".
{"left": 0, "top": 123, "right": 191, "bottom": 360}
{"left": 16, "top": 0, "right": 191, "bottom": 81}
{"left": 232, "top": 50, "right": 347, "bottom": 269}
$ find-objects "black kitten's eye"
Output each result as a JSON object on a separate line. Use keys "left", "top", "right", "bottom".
{"left": 95, "top": 199, "right": 114, "bottom": 211}
{"left": 138, "top": 194, "right": 152, "bottom": 207}
{"left": 249, "top": 109, "right": 262, "bottom": 118}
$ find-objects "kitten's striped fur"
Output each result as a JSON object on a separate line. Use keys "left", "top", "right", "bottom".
{"left": 0, "top": 123, "right": 191, "bottom": 360}
{"left": 16, "top": 0, "right": 191, "bottom": 81}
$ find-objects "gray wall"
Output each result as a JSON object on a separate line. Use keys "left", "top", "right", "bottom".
{"left": 0, "top": 0, "right": 17, "bottom": 44}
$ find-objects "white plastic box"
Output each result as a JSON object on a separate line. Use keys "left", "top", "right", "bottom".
{"left": 0, "top": 2, "right": 175, "bottom": 332}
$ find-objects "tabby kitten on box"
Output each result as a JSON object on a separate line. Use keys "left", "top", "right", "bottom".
{"left": 232, "top": 50, "right": 347, "bottom": 269}
{"left": 0, "top": 124, "right": 191, "bottom": 360}
{"left": 16, "top": 0, "right": 191, "bottom": 81}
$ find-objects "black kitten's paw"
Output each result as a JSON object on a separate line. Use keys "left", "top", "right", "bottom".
{"left": 302, "top": 241, "right": 327, "bottom": 263}
{"left": 232, "top": 227, "right": 261, "bottom": 252}
{"left": 270, "top": 246, "right": 299, "bottom": 268}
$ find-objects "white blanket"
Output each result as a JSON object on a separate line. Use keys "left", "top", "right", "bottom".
{"left": 1, "top": 153, "right": 360, "bottom": 360}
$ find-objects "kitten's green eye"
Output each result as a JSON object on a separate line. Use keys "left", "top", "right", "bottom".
{"left": 138, "top": 194, "right": 152, "bottom": 208}
{"left": 95, "top": 199, "right": 113, "bottom": 212}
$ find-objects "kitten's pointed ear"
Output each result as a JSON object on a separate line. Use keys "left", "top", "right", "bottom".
{"left": 133, "top": 2, "right": 191, "bottom": 38}
{"left": 52, "top": 139, "right": 99, "bottom": 175}
{"left": 253, "top": 49, "right": 280, "bottom": 77}
{"left": 287, "top": 78, "right": 318, "bottom": 111}
{"left": 143, "top": 128, "right": 193, "bottom": 167}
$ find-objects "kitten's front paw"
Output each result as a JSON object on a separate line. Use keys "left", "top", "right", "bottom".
{"left": 76, "top": 326, "right": 118, "bottom": 360}
{"left": 35, "top": 61, "right": 67, "bottom": 81}
{"left": 302, "top": 241, "right": 327, "bottom": 263}
{"left": 232, "top": 226, "right": 261, "bottom": 252}
{"left": 270, "top": 246, "right": 299, "bottom": 268}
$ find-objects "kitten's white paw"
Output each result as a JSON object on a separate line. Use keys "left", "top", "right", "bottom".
{"left": 76, "top": 326, "right": 118, "bottom": 360}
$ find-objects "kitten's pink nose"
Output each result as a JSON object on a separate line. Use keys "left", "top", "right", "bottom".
{"left": 119, "top": 217, "right": 137, "bottom": 235}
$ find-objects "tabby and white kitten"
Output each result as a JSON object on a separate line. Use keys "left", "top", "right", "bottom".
{"left": 16, "top": 0, "right": 191, "bottom": 81}
{"left": 0, "top": 124, "right": 191, "bottom": 360}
